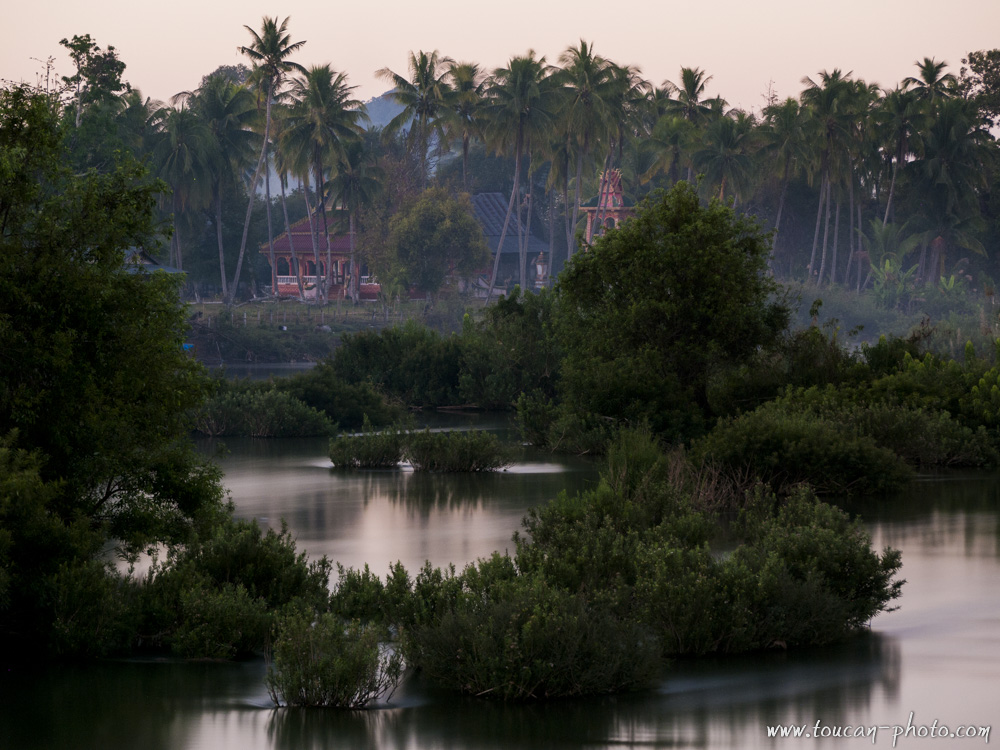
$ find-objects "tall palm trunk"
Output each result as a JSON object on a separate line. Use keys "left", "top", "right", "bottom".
{"left": 829, "top": 199, "right": 841, "bottom": 285}
{"left": 568, "top": 147, "right": 585, "bottom": 259}
{"left": 279, "top": 174, "right": 305, "bottom": 300}
{"left": 487, "top": 130, "right": 523, "bottom": 302}
{"left": 230, "top": 81, "right": 274, "bottom": 304}
{"left": 214, "top": 191, "right": 228, "bottom": 299}
{"left": 817, "top": 181, "right": 833, "bottom": 286}
{"left": 301, "top": 171, "right": 323, "bottom": 304}
{"left": 265, "top": 149, "right": 276, "bottom": 297}
{"left": 808, "top": 174, "right": 827, "bottom": 281}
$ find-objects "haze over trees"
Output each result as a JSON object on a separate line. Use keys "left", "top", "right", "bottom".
{"left": 12, "top": 19, "right": 996, "bottom": 313}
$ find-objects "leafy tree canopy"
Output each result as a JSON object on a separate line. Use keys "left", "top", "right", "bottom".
{"left": 555, "top": 181, "right": 789, "bottom": 439}
{"left": 0, "top": 86, "right": 223, "bottom": 553}
{"left": 387, "top": 187, "right": 488, "bottom": 295}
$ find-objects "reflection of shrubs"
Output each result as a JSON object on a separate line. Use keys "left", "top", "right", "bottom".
{"left": 266, "top": 612, "right": 403, "bottom": 708}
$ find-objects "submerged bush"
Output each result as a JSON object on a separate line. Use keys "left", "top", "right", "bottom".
{"left": 266, "top": 612, "right": 403, "bottom": 708}
{"left": 691, "top": 400, "right": 912, "bottom": 495}
{"left": 141, "top": 518, "right": 331, "bottom": 657}
{"left": 328, "top": 417, "right": 407, "bottom": 468}
{"left": 393, "top": 428, "right": 904, "bottom": 700}
{"left": 405, "top": 430, "right": 514, "bottom": 472}
{"left": 405, "top": 555, "right": 660, "bottom": 701}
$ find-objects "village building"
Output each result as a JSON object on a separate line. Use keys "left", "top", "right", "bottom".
{"left": 258, "top": 212, "right": 378, "bottom": 300}
{"left": 579, "top": 169, "right": 635, "bottom": 245}
{"left": 469, "top": 192, "right": 550, "bottom": 293}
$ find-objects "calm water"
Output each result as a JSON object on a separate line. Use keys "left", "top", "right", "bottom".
{"left": 3, "top": 431, "right": 998, "bottom": 750}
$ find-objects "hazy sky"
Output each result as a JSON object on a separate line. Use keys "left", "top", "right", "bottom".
{"left": 4, "top": 0, "right": 1000, "bottom": 112}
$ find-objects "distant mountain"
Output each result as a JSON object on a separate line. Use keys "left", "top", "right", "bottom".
{"left": 363, "top": 92, "right": 407, "bottom": 131}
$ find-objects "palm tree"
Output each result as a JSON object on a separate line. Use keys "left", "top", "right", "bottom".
{"left": 192, "top": 74, "right": 258, "bottom": 298}
{"left": 877, "top": 88, "right": 921, "bottom": 226}
{"left": 482, "top": 51, "right": 558, "bottom": 297}
{"left": 903, "top": 57, "right": 957, "bottom": 104}
{"left": 800, "top": 69, "right": 854, "bottom": 283}
{"left": 666, "top": 67, "right": 714, "bottom": 124}
{"left": 639, "top": 114, "right": 695, "bottom": 186}
{"left": 229, "top": 15, "right": 306, "bottom": 304}
{"left": 283, "top": 65, "right": 366, "bottom": 302}
{"left": 150, "top": 103, "right": 212, "bottom": 272}
{"left": 327, "top": 139, "right": 383, "bottom": 300}
{"left": 694, "top": 110, "right": 755, "bottom": 203}
{"left": 759, "top": 97, "right": 807, "bottom": 244}
{"left": 555, "top": 40, "right": 617, "bottom": 258}
{"left": 443, "top": 61, "right": 484, "bottom": 190}
{"left": 907, "top": 97, "right": 991, "bottom": 283}
{"left": 376, "top": 50, "right": 454, "bottom": 186}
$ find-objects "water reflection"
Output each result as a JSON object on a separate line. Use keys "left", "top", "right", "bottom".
{"left": 5, "top": 443, "right": 999, "bottom": 750}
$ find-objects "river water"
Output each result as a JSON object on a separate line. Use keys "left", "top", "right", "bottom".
{"left": 2, "top": 425, "right": 998, "bottom": 750}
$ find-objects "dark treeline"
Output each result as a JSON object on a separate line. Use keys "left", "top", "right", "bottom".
{"left": 7, "top": 22, "right": 1000, "bottom": 708}
{"left": 38, "top": 24, "right": 1000, "bottom": 314}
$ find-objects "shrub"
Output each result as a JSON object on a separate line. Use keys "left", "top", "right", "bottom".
{"left": 193, "top": 383, "right": 334, "bottom": 437}
{"left": 141, "top": 518, "right": 331, "bottom": 655}
{"left": 329, "top": 417, "right": 407, "bottom": 469}
{"left": 266, "top": 612, "right": 403, "bottom": 708}
{"left": 406, "top": 560, "right": 660, "bottom": 700}
{"left": 331, "top": 321, "right": 463, "bottom": 406}
{"left": 277, "top": 362, "right": 399, "bottom": 429}
{"left": 171, "top": 581, "right": 272, "bottom": 659}
{"left": 691, "top": 400, "right": 912, "bottom": 495}
{"left": 405, "top": 430, "right": 514, "bottom": 472}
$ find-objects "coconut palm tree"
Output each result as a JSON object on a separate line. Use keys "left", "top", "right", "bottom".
{"left": 150, "top": 103, "right": 212, "bottom": 272}
{"left": 665, "top": 66, "right": 714, "bottom": 124}
{"left": 376, "top": 50, "right": 454, "bottom": 187}
{"left": 554, "top": 40, "right": 617, "bottom": 258}
{"left": 877, "top": 87, "right": 921, "bottom": 226}
{"left": 482, "top": 51, "right": 558, "bottom": 298}
{"left": 327, "top": 139, "right": 383, "bottom": 300}
{"left": 907, "top": 96, "right": 991, "bottom": 283}
{"left": 229, "top": 15, "right": 306, "bottom": 304}
{"left": 694, "top": 110, "right": 755, "bottom": 203}
{"left": 903, "top": 57, "right": 957, "bottom": 104}
{"left": 759, "top": 97, "right": 808, "bottom": 243}
{"left": 192, "top": 74, "right": 259, "bottom": 298}
{"left": 443, "top": 62, "right": 484, "bottom": 190}
{"left": 800, "top": 69, "right": 854, "bottom": 283}
{"left": 282, "top": 65, "right": 366, "bottom": 302}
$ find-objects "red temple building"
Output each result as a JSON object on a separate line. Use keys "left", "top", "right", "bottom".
{"left": 258, "top": 212, "right": 379, "bottom": 300}
{"left": 580, "top": 169, "right": 635, "bottom": 245}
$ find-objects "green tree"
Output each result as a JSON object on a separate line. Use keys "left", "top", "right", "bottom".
{"left": 0, "top": 86, "right": 224, "bottom": 650}
{"left": 443, "top": 61, "right": 485, "bottom": 191}
{"left": 327, "top": 139, "right": 383, "bottom": 300}
{"left": 482, "top": 51, "right": 558, "bottom": 297}
{"left": 555, "top": 41, "right": 617, "bottom": 258}
{"left": 192, "top": 74, "right": 259, "bottom": 298}
{"left": 150, "top": 102, "right": 212, "bottom": 272}
{"left": 230, "top": 16, "right": 306, "bottom": 303}
{"left": 555, "top": 181, "right": 788, "bottom": 440}
{"left": 283, "top": 64, "right": 366, "bottom": 302}
{"left": 387, "top": 188, "right": 489, "bottom": 297}
{"left": 377, "top": 50, "right": 454, "bottom": 186}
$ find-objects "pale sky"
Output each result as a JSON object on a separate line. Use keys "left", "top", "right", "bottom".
{"left": 3, "top": 0, "right": 999, "bottom": 113}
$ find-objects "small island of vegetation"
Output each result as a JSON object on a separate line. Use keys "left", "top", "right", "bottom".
{"left": 4, "top": 18, "right": 1000, "bottom": 711}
